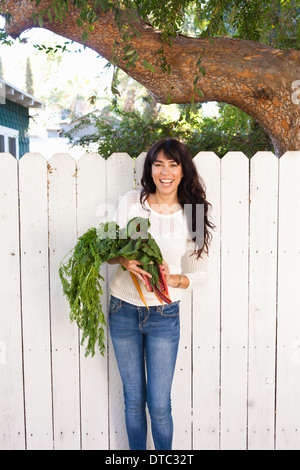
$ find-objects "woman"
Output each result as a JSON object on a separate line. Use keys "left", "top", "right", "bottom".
{"left": 107, "top": 138, "right": 215, "bottom": 450}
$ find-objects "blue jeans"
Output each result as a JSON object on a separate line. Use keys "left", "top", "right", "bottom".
{"left": 108, "top": 295, "right": 180, "bottom": 450}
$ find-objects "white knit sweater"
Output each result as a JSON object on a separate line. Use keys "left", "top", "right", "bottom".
{"left": 109, "top": 190, "right": 209, "bottom": 306}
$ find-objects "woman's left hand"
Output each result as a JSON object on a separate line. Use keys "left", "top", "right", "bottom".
{"left": 161, "top": 260, "right": 187, "bottom": 288}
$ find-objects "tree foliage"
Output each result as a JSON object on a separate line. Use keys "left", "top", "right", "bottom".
{"left": 65, "top": 99, "right": 273, "bottom": 159}
{"left": 190, "top": 0, "right": 299, "bottom": 49}
{"left": 1, "top": 1, "right": 299, "bottom": 54}
{"left": 26, "top": 1, "right": 299, "bottom": 49}
{"left": 2, "top": 0, "right": 298, "bottom": 121}
{"left": 1, "top": 0, "right": 298, "bottom": 155}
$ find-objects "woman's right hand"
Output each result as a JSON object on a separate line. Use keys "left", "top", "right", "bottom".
{"left": 118, "top": 256, "right": 152, "bottom": 286}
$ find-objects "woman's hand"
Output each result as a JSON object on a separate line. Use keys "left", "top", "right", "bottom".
{"left": 119, "top": 256, "right": 152, "bottom": 286}
{"left": 161, "top": 260, "right": 171, "bottom": 285}
{"left": 161, "top": 260, "right": 188, "bottom": 289}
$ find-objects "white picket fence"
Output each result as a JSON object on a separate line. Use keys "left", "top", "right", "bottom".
{"left": 1, "top": 150, "right": 300, "bottom": 451}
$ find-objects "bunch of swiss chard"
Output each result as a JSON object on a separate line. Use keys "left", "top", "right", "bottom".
{"left": 58, "top": 217, "right": 171, "bottom": 358}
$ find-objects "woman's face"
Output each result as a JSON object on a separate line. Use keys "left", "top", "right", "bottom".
{"left": 151, "top": 151, "right": 184, "bottom": 197}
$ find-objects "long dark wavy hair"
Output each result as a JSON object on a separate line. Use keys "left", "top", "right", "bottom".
{"left": 140, "top": 138, "right": 215, "bottom": 259}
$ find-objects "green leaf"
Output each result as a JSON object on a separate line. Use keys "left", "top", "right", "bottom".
{"left": 47, "top": 8, "right": 53, "bottom": 22}
{"left": 143, "top": 59, "right": 155, "bottom": 73}
{"left": 111, "top": 85, "right": 121, "bottom": 96}
{"left": 37, "top": 13, "right": 44, "bottom": 27}
{"left": 196, "top": 87, "right": 204, "bottom": 97}
{"left": 123, "top": 48, "right": 136, "bottom": 58}
{"left": 31, "top": 13, "right": 37, "bottom": 25}
{"left": 125, "top": 51, "right": 139, "bottom": 68}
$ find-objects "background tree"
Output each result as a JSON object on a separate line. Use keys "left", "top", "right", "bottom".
{"left": 25, "top": 57, "right": 34, "bottom": 95}
{"left": 2, "top": 0, "right": 300, "bottom": 156}
{"left": 0, "top": 56, "right": 4, "bottom": 79}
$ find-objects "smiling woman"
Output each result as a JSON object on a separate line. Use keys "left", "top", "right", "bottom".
{"left": 106, "top": 138, "right": 215, "bottom": 450}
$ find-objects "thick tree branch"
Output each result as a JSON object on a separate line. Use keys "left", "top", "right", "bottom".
{"left": 3, "top": 0, "right": 300, "bottom": 155}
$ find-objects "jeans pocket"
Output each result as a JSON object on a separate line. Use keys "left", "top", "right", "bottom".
{"left": 159, "top": 301, "right": 180, "bottom": 317}
{"left": 109, "top": 296, "right": 122, "bottom": 315}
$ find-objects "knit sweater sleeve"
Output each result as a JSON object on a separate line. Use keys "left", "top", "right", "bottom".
{"left": 181, "top": 241, "right": 210, "bottom": 290}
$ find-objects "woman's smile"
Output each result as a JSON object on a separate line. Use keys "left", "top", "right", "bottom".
{"left": 160, "top": 179, "right": 174, "bottom": 187}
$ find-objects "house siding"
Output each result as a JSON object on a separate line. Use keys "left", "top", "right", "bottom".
{"left": 0, "top": 99, "right": 30, "bottom": 157}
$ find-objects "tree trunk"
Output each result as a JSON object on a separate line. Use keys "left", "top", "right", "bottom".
{"left": 4, "top": 0, "right": 300, "bottom": 156}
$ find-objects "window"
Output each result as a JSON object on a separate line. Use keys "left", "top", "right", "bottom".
{"left": 9, "top": 137, "right": 17, "bottom": 158}
{"left": 0, "top": 125, "right": 19, "bottom": 159}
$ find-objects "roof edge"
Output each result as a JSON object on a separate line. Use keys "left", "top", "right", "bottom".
{"left": 0, "top": 78, "right": 44, "bottom": 109}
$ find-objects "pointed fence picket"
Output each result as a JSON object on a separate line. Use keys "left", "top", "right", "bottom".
{"left": 1, "top": 150, "right": 300, "bottom": 450}
{"left": 192, "top": 151, "right": 221, "bottom": 450}
{"left": 19, "top": 153, "right": 52, "bottom": 450}
{"left": 76, "top": 154, "right": 109, "bottom": 450}
{"left": 0, "top": 154, "right": 24, "bottom": 450}
{"left": 248, "top": 152, "right": 278, "bottom": 450}
{"left": 276, "top": 152, "right": 300, "bottom": 450}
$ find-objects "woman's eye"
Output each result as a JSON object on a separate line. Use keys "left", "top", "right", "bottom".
{"left": 153, "top": 162, "right": 178, "bottom": 168}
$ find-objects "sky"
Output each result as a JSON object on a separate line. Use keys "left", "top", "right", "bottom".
{"left": 0, "top": 26, "right": 113, "bottom": 97}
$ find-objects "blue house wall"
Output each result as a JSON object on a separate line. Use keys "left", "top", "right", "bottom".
{"left": 0, "top": 99, "right": 30, "bottom": 157}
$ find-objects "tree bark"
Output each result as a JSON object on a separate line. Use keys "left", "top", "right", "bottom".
{"left": 4, "top": 0, "right": 300, "bottom": 156}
